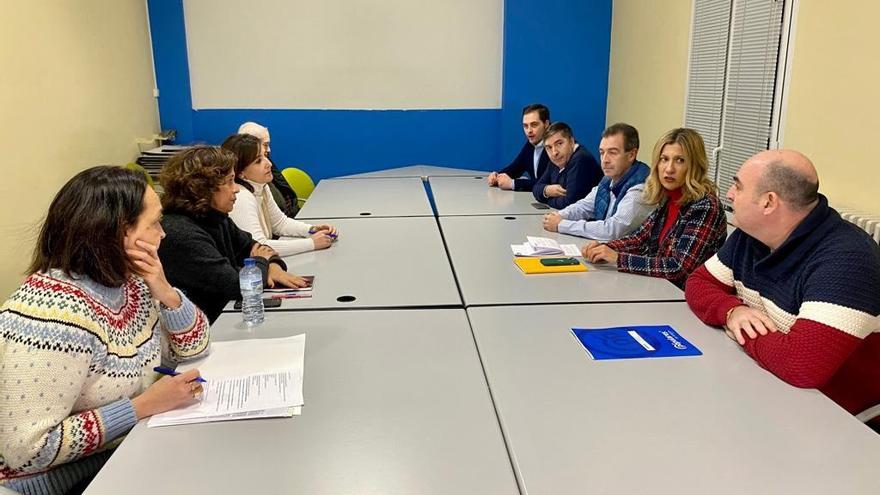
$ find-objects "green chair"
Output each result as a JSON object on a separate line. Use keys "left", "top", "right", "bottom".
{"left": 281, "top": 167, "right": 315, "bottom": 208}
{"left": 125, "top": 162, "right": 155, "bottom": 188}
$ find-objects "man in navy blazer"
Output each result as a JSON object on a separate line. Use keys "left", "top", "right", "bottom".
{"left": 487, "top": 103, "right": 551, "bottom": 191}
{"left": 532, "top": 122, "right": 602, "bottom": 209}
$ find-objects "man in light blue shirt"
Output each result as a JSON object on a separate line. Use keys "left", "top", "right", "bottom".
{"left": 542, "top": 123, "right": 655, "bottom": 241}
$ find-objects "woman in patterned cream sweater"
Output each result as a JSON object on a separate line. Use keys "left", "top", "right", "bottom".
{"left": 0, "top": 167, "right": 210, "bottom": 495}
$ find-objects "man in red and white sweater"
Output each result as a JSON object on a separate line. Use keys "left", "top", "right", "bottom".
{"left": 685, "top": 150, "right": 880, "bottom": 430}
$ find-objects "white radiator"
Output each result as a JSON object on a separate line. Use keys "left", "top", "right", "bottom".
{"left": 837, "top": 208, "right": 880, "bottom": 244}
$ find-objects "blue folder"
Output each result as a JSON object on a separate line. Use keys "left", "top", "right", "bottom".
{"left": 572, "top": 325, "right": 702, "bottom": 360}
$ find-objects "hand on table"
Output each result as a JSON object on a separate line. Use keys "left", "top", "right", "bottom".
{"left": 310, "top": 224, "right": 338, "bottom": 237}
{"left": 725, "top": 305, "right": 778, "bottom": 345}
{"left": 310, "top": 232, "right": 333, "bottom": 250}
{"left": 581, "top": 241, "right": 618, "bottom": 265}
{"left": 544, "top": 184, "right": 566, "bottom": 198}
{"left": 251, "top": 243, "right": 276, "bottom": 259}
{"left": 132, "top": 368, "right": 204, "bottom": 419}
{"left": 496, "top": 173, "right": 514, "bottom": 190}
{"left": 487, "top": 172, "right": 499, "bottom": 187}
{"left": 267, "top": 264, "right": 310, "bottom": 289}
{"left": 543, "top": 212, "right": 562, "bottom": 232}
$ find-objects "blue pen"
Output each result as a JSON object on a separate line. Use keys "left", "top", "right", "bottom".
{"left": 153, "top": 366, "right": 207, "bottom": 383}
{"left": 309, "top": 228, "right": 337, "bottom": 239}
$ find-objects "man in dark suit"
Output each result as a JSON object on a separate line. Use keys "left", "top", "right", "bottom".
{"left": 487, "top": 103, "right": 551, "bottom": 191}
{"left": 532, "top": 122, "right": 602, "bottom": 209}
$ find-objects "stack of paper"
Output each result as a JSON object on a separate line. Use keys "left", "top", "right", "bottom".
{"left": 148, "top": 335, "right": 306, "bottom": 427}
{"left": 511, "top": 236, "right": 581, "bottom": 257}
{"left": 136, "top": 145, "right": 191, "bottom": 177}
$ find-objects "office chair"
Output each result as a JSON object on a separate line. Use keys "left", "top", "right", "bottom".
{"left": 281, "top": 167, "right": 315, "bottom": 208}
{"left": 856, "top": 404, "right": 880, "bottom": 424}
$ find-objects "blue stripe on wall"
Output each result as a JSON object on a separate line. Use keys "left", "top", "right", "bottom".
{"left": 147, "top": 0, "right": 611, "bottom": 181}
{"left": 191, "top": 109, "right": 500, "bottom": 182}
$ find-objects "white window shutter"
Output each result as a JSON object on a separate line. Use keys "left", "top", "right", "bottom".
{"left": 684, "top": 0, "right": 732, "bottom": 184}
{"left": 716, "top": 0, "right": 786, "bottom": 204}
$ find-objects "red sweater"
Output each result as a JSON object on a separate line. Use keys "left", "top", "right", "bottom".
{"left": 658, "top": 188, "right": 682, "bottom": 241}
{"left": 685, "top": 196, "right": 880, "bottom": 425}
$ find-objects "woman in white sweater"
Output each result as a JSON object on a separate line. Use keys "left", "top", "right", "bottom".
{"left": 223, "top": 134, "right": 338, "bottom": 257}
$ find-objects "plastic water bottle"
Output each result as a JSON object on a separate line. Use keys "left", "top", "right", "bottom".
{"left": 239, "top": 258, "right": 265, "bottom": 326}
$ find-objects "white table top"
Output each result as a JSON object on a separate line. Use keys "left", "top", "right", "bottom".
{"left": 439, "top": 215, "right": 684, "bottom": 306}
{"left": 296, "top": 177, "right": 433, "bottom": 219}
{"left": 224, "top": 217, "right": 461, "bottom": 311}
{"left": 86, "top": 309, "right": 519, "bottom": 495}
{"left": 429, "top": 176, "right": 549, "bottom": 216}
{"left": 467, "top": 303, "right": 880, "bottom": 495}
{"left": 337, "top": 164, "right": 489, "bottom": 179}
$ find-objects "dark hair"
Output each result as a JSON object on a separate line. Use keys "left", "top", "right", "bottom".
{"left": 522, "top": 103, "right": 550, "bottom": 122}
{"left": 602, "top": 123, "right": 640, "bottom": 152}
{"left": 160, "top": 146, "right": 235, "bottom": 214}
{"left": 220, "top": 133, "right": 263, "bottom": 177}
{"left": 543, "top": 122, "right": 574, "bottom": 142}
{"left": 28, "top": 166, "right": 147, "bottom": 287}
{"left": 760, "top": 161, "right": 819, "bottom": 210}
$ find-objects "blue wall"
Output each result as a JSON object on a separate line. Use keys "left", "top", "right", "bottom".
{"left": 501, "top": 1, "right": 612, "bottom": 162}
{"left": 191, "top": 109, "right": 501, "bottom": 180}
{"left": 147, "top": 0, "right": 611, "bottom": 182}
{"left": 147, "top": 0, "right": 194, "bottom": 143}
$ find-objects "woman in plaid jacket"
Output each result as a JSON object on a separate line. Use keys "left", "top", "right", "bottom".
{"left": 581, "top": 128, "right": 727, "bottom": 288}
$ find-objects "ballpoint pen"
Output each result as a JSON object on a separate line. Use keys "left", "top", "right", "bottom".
{"left": 308, "top": 228, "right": 338, "bottom": 239}
{"left": 153, "top": 366, "right": 207, "bottom": 383}
{"left": 271, "top": 293, "right": 311, "bottom": 299}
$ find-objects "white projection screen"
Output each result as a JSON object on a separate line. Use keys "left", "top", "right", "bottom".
{"left": 182, "top": 0, "right": 504, "bottom": 110}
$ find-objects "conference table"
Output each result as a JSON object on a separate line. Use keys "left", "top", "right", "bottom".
{"left": 429, "top": 176, "right": 550, "bottom": 216}
{"left": 296, "top": 177, "right": 433, "bottom": 219}
{"left": 85, "top": 310, "right": 519, "bottom": 495}
{"left": 86, "top": 165, "right": 879, "bottom": 494}
{"left": 467, "top": 302, "right": 880, "bottom": 494}
{"left": 439, "top": 214, "right": 685, "bottom": 306}
{"left": 337, "top": 164, "right": 488, "bottom": 179}
{"left": 221, "top": 216, "right": 461, "bottom": 312}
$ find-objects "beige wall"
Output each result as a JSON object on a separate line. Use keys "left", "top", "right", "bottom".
{"left": 781, "top": 1, "right": 880, "bottom": 212}
{"left": 0, "top": 0, "right": 159, "bottom": 298}
{"left": 607, "top": 0, "right": 880, "bottom": 213}
{"left": 606, "top": 0, "right": 692, "bottom": 162}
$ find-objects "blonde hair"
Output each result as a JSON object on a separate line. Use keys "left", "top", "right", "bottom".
{"left": 643, "top": 128, "right": 716, "bottom": 205}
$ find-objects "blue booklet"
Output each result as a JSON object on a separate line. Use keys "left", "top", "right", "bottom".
{"left": 572, "top": 325, "right": 702, "bottom": 360}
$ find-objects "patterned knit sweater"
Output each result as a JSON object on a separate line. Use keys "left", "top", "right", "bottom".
{"left": 0, "top": 270, "right": 210, "bottom": 494}
{"left": 685, "top": 195, "right": 880, "bottom": 423}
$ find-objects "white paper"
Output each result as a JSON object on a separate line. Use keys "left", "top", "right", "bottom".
{"left": 148, "top": 335, "right": 306, "bottom": 428}
{"left": 560, "top": 244, "right": 582, "bottom": 257}
{"left": 148, "top": 370, "right": 304, "bottom": 427}
{"left": 149, "top": 406, "right": 301, "bottom": 427}
{"left": 526, "top": 236, "right": 562, "bottom": 252}
{"left": 511, "top": 239, "right": 581, "bottom": 257}
{"left": 178, "top": 334, "right": 306, "bottom": 378}
{"left": 205, "top": 370, "right": 303, "bottom": 412}
{"left": 511, "top": 243, "right": 538, "bottom": 256}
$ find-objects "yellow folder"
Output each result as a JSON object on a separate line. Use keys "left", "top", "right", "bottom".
{"left": 513, "top": 257, "right": 588, "bottom": 274}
